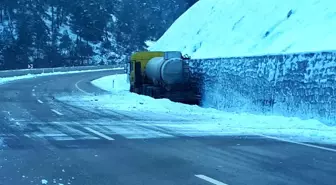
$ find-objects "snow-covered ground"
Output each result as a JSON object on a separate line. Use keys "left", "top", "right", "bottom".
{"left": 0, "top": 68, "right": 122, "bottom": 85}
{"left": 149, "top": 0, "right": 336, "bottom": 58}
{"left": 58, "top": 74, "right": 336, "bottom": 144}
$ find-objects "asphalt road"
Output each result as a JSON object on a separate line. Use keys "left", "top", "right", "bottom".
{"left": 0, "top": 70, "right": 336, "bottom": 185}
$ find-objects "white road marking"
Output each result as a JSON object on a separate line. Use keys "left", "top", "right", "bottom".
{"left": 53, "top": 122, "right": 100, "bottom": 140}
{"left": 75, "top": 80, "right": 91, "bottom": 95}
{"left": 51, "top": 109, "right": 64, "bottom": 116}
{"left": 32, "top": 93, "right": 36, "bottom": 97}
{"left": 37, "top": 99, "right": 44, "bottom": 104}
{"left": 32, "top": 89, "right": 35, "bottom": 92}
{"left": 53, "top": 137, "right": 100, "bottom": 141}
{"left": 9, "top": 118, "right": 27, "bottom": 122}
{"left": 84, "top": 127, "right": 115, "bottom": 140}
{"left": 0, "top": 133, "right": 14, "bottom": 136}
{"left": 26, "top": 132, "right": 76, "bottom": 141}
{"left": 258, "top": 134, "right": 336, "bottom": 153}
{"left": 195, "top": 174, "right": 228, "bottom": 185}
{"left": 104, "top": 124, "right": 173, "bottom": 139}
{"left": 35, "top": 133, "right": 68, "bottom": 137}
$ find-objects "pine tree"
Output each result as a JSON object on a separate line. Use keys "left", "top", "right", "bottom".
{"left": 0, "top": 0, "right": 196, "bottom": 70}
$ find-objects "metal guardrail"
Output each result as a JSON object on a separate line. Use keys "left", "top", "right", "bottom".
{"left": 0, "top": 64, "right": 126, "bottom": 78}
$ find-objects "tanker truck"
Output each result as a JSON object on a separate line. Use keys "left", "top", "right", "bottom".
{"left": 127, "top": 51, "right": 201, "bottom": 105}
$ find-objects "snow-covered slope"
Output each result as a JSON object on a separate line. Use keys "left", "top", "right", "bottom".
{"left": 149, "top": 0, "right": 336, "bottom": 58}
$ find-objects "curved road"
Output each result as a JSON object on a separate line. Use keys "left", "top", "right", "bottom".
{"left": 0, "top": 70, "right": 336, "bottom": 185}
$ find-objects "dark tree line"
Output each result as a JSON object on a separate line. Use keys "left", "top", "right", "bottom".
{"left": 0, "top": 0, "right": 198, "bottom": 70}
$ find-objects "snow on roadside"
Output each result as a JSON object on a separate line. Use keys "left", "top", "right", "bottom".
{"left": 91, "top": 74, "right": 129, "bottom": 93}
{"left": 58, "top": 74, "right": 336, "bottom": 144}
{"left": 0, "top": 68, "right": 123, "bottom": 85}
{"left": 89, "top": 74, "right": 223, "bottom": 118}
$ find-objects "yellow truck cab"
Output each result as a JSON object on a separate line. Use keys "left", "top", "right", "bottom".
{"left": 128, "top": 51, "right": 164, "bottom": 93}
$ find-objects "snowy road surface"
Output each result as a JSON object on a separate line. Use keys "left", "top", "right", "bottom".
{"left": 0, "top": 71, "right": 336, "bottom": 185}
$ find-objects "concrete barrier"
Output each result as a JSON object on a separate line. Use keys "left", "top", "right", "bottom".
{"left": 188, "top": 51, "right": 336, "bottom": 125}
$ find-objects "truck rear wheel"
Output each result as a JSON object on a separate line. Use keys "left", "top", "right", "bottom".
{"left": 141, "top": 85, "right": 161, "bottom": 99}
{"left": 146, "top": 86, "right": 154, "bottom": 97}
{"left": 130, "top": 85, "right": 135, "bottom": 93}
{"left": 141, "top": 84, "right": 149, "bottom": 95}
{"left": 151, "top": 87, "right": 161, "bottom": 99}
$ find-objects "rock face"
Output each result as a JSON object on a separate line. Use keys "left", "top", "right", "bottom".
{"left": 188, "top": 51, "right": 336, "bottom": 124}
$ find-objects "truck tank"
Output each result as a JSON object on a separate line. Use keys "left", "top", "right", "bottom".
{"left": 145, "top": 57, "right": 185, "bottom": 85}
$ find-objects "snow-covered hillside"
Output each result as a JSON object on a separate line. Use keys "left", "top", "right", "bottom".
{"left": 149, "top": 0, "right": 336, "bottom": 58}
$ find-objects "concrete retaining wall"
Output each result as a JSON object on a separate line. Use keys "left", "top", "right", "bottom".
{"left": 188, "top": 51, "right": 336, "bottom": 125}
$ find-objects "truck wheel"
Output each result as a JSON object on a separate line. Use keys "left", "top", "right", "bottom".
{"left": 141, "top": 84, "right": 149, "bottom": 95}
{"left": 147, "top": 86, "right": 154, "bottom": 97}
{"left": 152, "top": 87, "right": 161, "bottom": 99}
{"left": 130, "top": 85, "right": 135, "bottom": 93}
{"left": 134, "top": 88, "right": 140, "bottom": 94}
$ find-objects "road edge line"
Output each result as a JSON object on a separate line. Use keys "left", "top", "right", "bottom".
{"left": 258, "top": 134, "right": 336, "bottom": 153}
{"left": 51, "top": 109, "right": 64, "bottom": 116}
{"left": 75, "top": 80, "right": 91, "bottom": 95}
{"left": 195, "top": 174, "right": 228, "bottom": 185}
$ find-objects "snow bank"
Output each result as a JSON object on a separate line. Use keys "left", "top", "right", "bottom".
{"left": 58, "top": 74, "right": 336, "bottom": 144}
{"left": 145, "top": 40, "right": 157, "bottom": 49}
{"left": 90, "top": 74, "right": 207, "bottom": 117}
{"left": 91, "top": 74, "right": 129, "bottom": 93}
{"left": 149, "top": 0, "right": 336, "bottom": 58}
{"left": 0, "top": 68, "right": 122, "bottom": 85}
